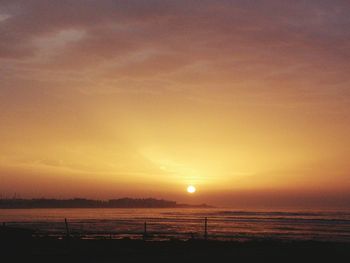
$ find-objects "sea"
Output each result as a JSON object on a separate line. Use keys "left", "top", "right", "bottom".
{"left": 1, "top": 208, "right": 350, "bottom": 242}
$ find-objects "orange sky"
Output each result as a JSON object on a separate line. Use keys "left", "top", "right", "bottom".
{"left": 1, "top": 1, "right": 350, "bottom": 208}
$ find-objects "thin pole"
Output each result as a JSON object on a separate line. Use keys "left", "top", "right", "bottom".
{"left": 204, "top": 217, "right": 208, "bottom": 240}
{"left": 65, "top": 218, "right": 70, "bottom": 238}
{"left": 143, "top": 221, "right": 147, "bottom": 240}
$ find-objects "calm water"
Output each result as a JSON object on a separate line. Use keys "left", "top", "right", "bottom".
{"left": 1, "top": 208, "right": 350, "bottom": 242}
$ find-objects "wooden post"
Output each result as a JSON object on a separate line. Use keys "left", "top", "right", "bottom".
{"left": 65, "top": 218, "right": 70, "bottom": 238}
{"left": 143, "top": 221, "right": 147, "bottom": 240}
{"left": 204, "top": 217, "right": 208, "bottom": 240}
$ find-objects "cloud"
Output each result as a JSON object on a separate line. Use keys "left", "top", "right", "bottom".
{"left": 0, "top": 0, "right": 349, "bottom": 115}
{"left": 1, "top": 1, "right": 349, "bottom": 64}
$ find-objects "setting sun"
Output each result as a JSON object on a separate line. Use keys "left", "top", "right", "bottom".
{"left": 187, "top": 185, "right": 196, "bottom": 194}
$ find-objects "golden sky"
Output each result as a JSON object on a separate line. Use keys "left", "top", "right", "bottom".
{"left": 1, "top": 1, "right": 350, "bottom": 208}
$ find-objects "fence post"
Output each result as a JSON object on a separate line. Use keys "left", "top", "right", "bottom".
{"left": 143, "top": 221, "right": 148, "bottom": 240}
{"left": 65, "top": 218, "right": 70, "bottom": 238}
{"left": 204, "top": 217, "right": 208, "bottom": 240}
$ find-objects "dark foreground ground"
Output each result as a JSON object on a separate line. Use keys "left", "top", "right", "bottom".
{"left": 0, "top": 224, "right": 349, "bottom": 263}
{"left": 2, "top": 237, "right": 350, "bottom": 263}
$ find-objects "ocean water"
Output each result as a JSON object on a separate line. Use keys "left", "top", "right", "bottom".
{"left": 1, "top": 208, "right": 350, "bottom": 242}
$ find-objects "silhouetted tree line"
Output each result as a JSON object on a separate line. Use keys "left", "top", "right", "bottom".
{"left": 0, "top": 198, "right": 211, "bottom": 209}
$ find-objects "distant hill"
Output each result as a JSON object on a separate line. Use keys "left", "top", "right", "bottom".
{"left": 0, "top": 198, "right": 212, "bottom": 209}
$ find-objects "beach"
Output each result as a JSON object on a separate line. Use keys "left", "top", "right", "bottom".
{"left": 1, "top": 208, "right": 350, "bottom": 242}
{"left": 1, "top": 208, "right": 350, "bottom": 262}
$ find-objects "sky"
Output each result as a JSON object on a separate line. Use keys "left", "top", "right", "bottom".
{"left": 1, "top": 0, "right": 350, "bottom": 208}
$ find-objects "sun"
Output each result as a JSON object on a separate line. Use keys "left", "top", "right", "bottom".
{"left": 187, "top": 185, "right": 196, "bottom": 194}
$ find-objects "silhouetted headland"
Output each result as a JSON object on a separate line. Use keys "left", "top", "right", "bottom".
{"left": 0, "top": 198, "right": 212, "bottom": 209}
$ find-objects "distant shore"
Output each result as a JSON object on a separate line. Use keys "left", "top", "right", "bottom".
{"left": 0, "top": 198, "right": 213, "bottom": 209}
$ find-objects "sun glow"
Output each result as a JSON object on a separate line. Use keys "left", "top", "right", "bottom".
{"left": 187, "top": 185, "right": 196, "bottom": 194}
